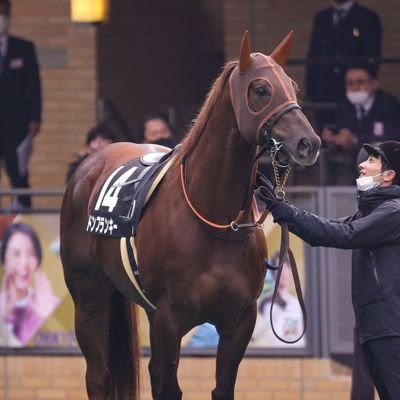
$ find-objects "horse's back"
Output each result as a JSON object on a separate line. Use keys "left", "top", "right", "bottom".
{"left": 69, "top": 142, "right": 169, "bottom": 209}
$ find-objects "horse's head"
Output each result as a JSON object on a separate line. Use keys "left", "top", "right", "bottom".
{"left": 229, "top": 31, "right": 321, "bottom": 167}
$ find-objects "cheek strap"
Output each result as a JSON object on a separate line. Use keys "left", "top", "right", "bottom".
{"left": 259, "top": 103, "right": 301, "bottom": 144}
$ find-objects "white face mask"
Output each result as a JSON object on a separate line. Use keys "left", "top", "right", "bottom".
{"left": 356, "top": 173, "right": 385, "bottom": 192}
{"left": 0, "top": 15, "right": 9, "bottom": 36}
{"left": 346, "top": 90, "right": 370, "bottom": 106}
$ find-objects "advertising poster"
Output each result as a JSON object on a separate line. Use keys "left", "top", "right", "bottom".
{"left": 0, "top": 214, "right": 77, "bottom": 348}
{"left": 0, "top": 213, "right": 306, "bottom": 351}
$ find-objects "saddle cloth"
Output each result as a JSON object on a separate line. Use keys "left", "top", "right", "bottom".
{"left": 87, "top": 149, "right": 176, "bottom": 237}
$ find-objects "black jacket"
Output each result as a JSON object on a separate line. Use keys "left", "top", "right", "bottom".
{"left": 285, "top": 186, "right": 400, "bottom": 343}
{"left": 0, "top": 35, "right": 42, "bottom": 148}
{"left": 336, "top": 90, "right": 400, "bottom": 143}
{"left": 306, "top": 2, "right": 382, "bottom": 102}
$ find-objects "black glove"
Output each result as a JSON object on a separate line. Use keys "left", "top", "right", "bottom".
{"left": 268, "top": 200, "right": 297, "bottom": 224}
{"left": 255, "top": 186, "right": 275, "bottom": 208}
{"left": 255, "top": 172, "right": 274, "bottom": 192}
{"left": 255, "top": 172, "right": 275, "bottom": 208}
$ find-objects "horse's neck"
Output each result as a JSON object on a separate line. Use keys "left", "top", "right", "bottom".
{"left": 187, "top": 103, "right": 256, "bottom": 220}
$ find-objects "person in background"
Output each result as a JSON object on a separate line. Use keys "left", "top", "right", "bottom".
{"left": 0, "top": 0, "right": 42, "bottom": 209}
{"left": 66, "top": 125, "right": 115, "bottom": 183}
{"left": 321, "top": 62, "right": 400, "bottom": 184}
{"left": 263, "top": 141, "right": 400, "bottom": 399}
{"left": 141, "top": 113, "right": 177, "bottom": 147}
{"left": 306, "top": 0, "right": 382, "bottom": 131}
{"left": 0, "top": 222, "right": 59, "bottom": 346}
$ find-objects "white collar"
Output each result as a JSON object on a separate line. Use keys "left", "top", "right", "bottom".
{"left": 333, "top": 1, "right": 355, "bottom": 12}
{"left": 362, "top": 93, "right": 375, "bottom": 114}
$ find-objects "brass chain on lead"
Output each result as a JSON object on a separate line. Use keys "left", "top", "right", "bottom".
{"left": 272, "top": 159, "right": 291, "bottom": 200}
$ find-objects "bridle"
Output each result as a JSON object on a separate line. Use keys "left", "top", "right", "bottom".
{"left": 180, "top": 54, "right": 300, "bottom": 233}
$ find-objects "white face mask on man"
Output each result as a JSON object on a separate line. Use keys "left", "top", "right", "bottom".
{"left": 0, "top": 15, "right": 9, "bottom": 36}
{"left": 346, "top": 90, "right": 370, "bottom": 106}
{"left": 356, "top": 172, "right": 386, "bottom": 191}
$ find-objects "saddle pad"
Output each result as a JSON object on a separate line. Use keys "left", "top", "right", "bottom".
{"left": 86, "top": 150, "right": 175, "bottom": 237}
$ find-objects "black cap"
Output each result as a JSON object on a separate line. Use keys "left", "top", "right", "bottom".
{"left": 363, "top": 141, "right": 400, "bottom": 185}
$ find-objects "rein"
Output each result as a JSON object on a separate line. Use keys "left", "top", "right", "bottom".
{"left": 256, "top": 172, "right": 307, "bottom": 344}
{"left": 180, "top": 153, "right": 267, "bottom": 232}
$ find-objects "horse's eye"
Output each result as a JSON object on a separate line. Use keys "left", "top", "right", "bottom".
{"left": 255, "top": 87, "right": 269, "bottom": 97}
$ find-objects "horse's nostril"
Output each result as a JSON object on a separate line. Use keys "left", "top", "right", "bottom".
{"left": 297, "top": 138, "right": 311, "bottom": 156}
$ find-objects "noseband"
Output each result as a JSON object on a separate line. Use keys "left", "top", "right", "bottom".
{"left": 259, "top": 103, "right": 301, "bottom": 145}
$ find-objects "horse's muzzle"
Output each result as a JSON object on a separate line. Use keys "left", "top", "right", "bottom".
{"left": 296, "top": 137, "right": 321, "bottom": 162}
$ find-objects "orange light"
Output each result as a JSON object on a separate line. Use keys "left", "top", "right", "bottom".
{"left": 71, "top": 0, "right": 109, "bottom": 23}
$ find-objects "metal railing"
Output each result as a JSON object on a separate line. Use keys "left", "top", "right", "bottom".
{"left": 0, "top": 188, "right": 65, "bottom": 213}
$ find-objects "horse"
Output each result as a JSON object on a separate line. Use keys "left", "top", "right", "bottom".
{"left": 60, "top": 31, "right": 321, "bottom": 400}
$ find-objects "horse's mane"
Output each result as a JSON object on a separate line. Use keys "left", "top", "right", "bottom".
{"left": 173, "top": 60, "right": 238, "bottom": 166}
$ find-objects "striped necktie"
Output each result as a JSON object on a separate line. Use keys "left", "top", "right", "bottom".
{"left": 357, "top": 106, "right": 366, "bottom": 121}
{"left": 333, "top": 9, "right": 347, "bottom": 26}
{"left": 0, "top": 44, "right": 3, "bottom": 76}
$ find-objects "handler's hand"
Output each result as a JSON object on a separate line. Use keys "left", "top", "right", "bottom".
{"left": 255, "top": 186, "right": 275, "bottom": 208}
{"left": 268, "top": 200, "right": 297, "bottom": 224}
{"left": 255, "top": 172, "right": 275, "bottom": 208}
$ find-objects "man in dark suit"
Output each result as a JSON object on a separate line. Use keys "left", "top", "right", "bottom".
{"left": 306, "top": 0, "right": 382, "bottom": 131}
{"left": 0, "top": 0, "right": 42, "bottom": 208}
{"left": 321, "top": 61, "right": 400, "bottom": 185}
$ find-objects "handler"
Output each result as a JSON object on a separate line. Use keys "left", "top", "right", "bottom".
{"left": 263, "top": 140, "right": 400, "bottom": 399}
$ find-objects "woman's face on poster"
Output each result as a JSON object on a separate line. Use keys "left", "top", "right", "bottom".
{"left": 4, "top": 232, "right": 39, "bottom": 292}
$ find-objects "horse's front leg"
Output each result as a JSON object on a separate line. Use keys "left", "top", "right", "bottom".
{"left": 212, "top": 303, "right": 258, "bottom": 400}
{"left": 150, "top": 297, "right": 183, "bottom": 400}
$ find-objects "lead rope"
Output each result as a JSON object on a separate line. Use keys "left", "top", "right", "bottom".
{"left": 257, "top": 157, "right": 307, "bottom": 344}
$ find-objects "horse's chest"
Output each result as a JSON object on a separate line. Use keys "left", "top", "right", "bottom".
{"left": 183, "top": 270, "right": 258, "bottom": 312}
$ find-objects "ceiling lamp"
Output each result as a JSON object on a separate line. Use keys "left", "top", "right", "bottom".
{"left": 71, "top": 0, "right": 109, "bottom": 23}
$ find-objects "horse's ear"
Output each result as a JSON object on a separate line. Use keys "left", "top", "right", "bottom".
{"left": 271, "top": 31, "right": 294, "bottom": 67}
{"left": 239, "top": 31, "right": 252, "bottom": 74}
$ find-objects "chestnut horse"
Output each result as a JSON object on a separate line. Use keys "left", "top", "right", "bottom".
{"left": 60, "top": 32, "right": 320, "bottom": 400}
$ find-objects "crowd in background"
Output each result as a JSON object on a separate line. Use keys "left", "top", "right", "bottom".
{"left": 1, "top": 0, "right": 399, "bottom": 197}
{"left": 0, "top": 1, "right": 398, "bottom": 397}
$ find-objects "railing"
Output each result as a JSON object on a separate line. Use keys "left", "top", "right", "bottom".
{"left": 0, "top": 188, "right": 64, "bottom": 213}
{"left": 287, "top": 56, "right": 400, "bottom": 66}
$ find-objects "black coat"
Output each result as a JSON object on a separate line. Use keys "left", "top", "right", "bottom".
{"left": 0, "top": 35, "right": 42, "bottom": 148}
{"left": 306, "top": 3, "right": 382, "bottom": 103}
{"left": 285, "top": 186, "right": 400, "bottom": 343}
{"left": 336, "top": 90, "right": 400, "bottom": 143}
